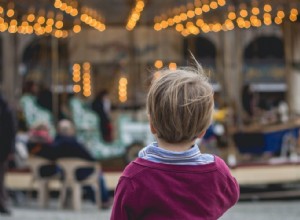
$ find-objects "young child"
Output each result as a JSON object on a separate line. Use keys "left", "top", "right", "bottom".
{"left": 111, "top": 62, "right": 239, "bottom": 220}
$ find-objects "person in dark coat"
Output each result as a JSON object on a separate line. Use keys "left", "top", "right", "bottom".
{"left": 91, "top": 90, "right": 113, "bottom": 142}
{"left": 37, "top": 83, "right": 53, "bottom": 113}
{"left": 52, "top": 120, "right": 111, "bottom": 208}
{"left": 242, "top": 84, "right": 254, "bottom": 117}
{"left": 28, "top": 120, "right": 111, "bottom": 208}
{"left": 0, "top": 94, "right": 16, "bottom": 215}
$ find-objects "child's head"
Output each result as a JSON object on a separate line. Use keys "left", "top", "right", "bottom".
{"left": 147, "top": 62, "right": 214, "bottom": 144}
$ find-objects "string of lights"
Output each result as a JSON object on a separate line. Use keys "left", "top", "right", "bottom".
{"left": 0, "top": 0, "right": 106, "bottom": 37}
{"left": 153, "top": 0, "right": 227, "bottom": 31}
{"left": 54, "top": 0, "right": 106, "bottom": 32}
{"left": 80, "top": 6, "right": 106, "bottom": 32}
{"left": 126, "top": 0, "right": 145, "bottom": 31}
{"left": 118, "top": 77, "right": 128, "bottom": 103}
{"left": 54, "top": 0, "right": 79, "bottom": 17}
{"left": 82, "top": 62, "right": 92, "bottom": 97}
{"left": 72, "top": 62, "right": 92, "bottom": 97}
{"left": 0, "top": 5, "right": 72, "bottom": 38}
{"left": 72, "top": 63, "right": 81, "bottom": 93}
{"left": 167, "top": 3, "right": 299, "bottom": 37}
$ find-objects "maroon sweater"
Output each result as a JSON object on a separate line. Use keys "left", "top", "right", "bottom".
{"left": 111, "top": 156, "right": 239, "bottom": 220}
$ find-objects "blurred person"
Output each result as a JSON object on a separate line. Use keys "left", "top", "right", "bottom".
{"left": 53, "top": 120, "right": 112, "bottom": 209}
{"left": 28, "top": 122, "right": 53, "bottom": 144}
{"left": 241, "top": 84, "right": 259, "bottom": 121}
{"left": 111, "top": 61, "right": 239, "bottom": 219}
{"left": 92, "top": 90, "right": 113, "bottom": 142}
{"left": 27, "top": 120, "right": 112, "bottom": 208}
{"left": 37, "top": 83, "right": 53, "bottom": 113}
{"left": 0, "top": 93, "right": 16, "bottom": 215}
{"left": 22, "top": 80, "right": 38, "bottom": 96}
{"left": 27, "top": 122, "right": 57, "bottom": 178}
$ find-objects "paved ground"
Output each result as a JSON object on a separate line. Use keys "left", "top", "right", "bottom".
{"left": 1, "top": 200, "right": 300, "bottom": 219}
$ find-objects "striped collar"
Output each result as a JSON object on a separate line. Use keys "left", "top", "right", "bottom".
{"left": 138, "top": 142, "right": 214, "bottom": 165}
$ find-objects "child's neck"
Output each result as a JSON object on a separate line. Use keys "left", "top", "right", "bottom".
{"left": 157, "top": 138, "right": 195, "bottom": 152}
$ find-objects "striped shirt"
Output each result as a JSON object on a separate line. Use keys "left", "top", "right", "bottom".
{"left": 138, "top": 142, "right": 214, "bottom": 165}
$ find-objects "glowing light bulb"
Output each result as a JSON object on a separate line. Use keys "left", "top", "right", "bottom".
{"left": 202, "top": 4, "right": 210, "bottom": 12}
{"left": 252, "top": 7, "right": 260, "bottom": 15}
{"left": 73, "top": 24, "right": 81, "bottom": 33}
{"left": 277, "top": 10, "right": 285, "bottom": 19}
{"left": 240, "top": 9, "right": 248, "bottom": 18}
{"left": 55, "top": 20, "right": 63, "bottom": 29}
{"left": 7, "top": 9, "right": 14, "bottom": 17}
{"left": 169, "top": 62, "right": 177, "bottom": 70}
{"left": 210, "top": 1, "right": 218, "bottom": 9}
{"left": 27, "top": 14, "right": 35, "bottom": 22}
{"left": 228, "top": 12, "right": 236, "bottom": 20}
{"left": 154, "top": 60, "right": 163, "bottom": 69}
{"left": 264, "top": 4, "right": 272, "bottom": 12}
{"left": 175, "top": 23, "right": 184, "bottom": 32}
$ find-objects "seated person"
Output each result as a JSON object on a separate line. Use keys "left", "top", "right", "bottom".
{"left": 54, "top": 120, "right": 111, "bottom": 208}
{"left": 27, "top": 120, "right": 111, "bottom": 208}
{"left": 27, "top": 123, "right": 57, "bottom": 177}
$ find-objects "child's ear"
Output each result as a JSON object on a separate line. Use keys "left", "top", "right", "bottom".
{"left": 149, "top": 118, "right": 157, "bottom": 134}
{"left": 197, "top": 131, "right": 206, "bottom": 139}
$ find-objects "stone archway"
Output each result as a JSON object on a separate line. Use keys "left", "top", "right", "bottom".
{"left": 183, "top": 36, "right": 217, "bottom": 79}
{"left": 184, "top": 36, "right": 216, "bottom": 60}
{"left": 243, "top": 36, "right": 286, "bottom": 112}
{"left": 21, "top": 36, "right": 69, "bottom": 85}
{"left": 243, "top": 36, "right": 285, "bottom": 84}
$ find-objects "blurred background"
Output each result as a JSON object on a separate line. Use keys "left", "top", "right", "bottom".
{"left": 0, "top": 0, "right": 300, "bottom": 219}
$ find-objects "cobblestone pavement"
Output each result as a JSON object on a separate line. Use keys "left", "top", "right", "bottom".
{"left": 1, "top": 201, "right": 300, "bottom": 220}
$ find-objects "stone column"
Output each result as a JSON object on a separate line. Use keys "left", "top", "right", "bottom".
{"left": 284, "top": 21, "right": 300, "bottom": 115}
{"left": 221, "top": 29, "right": 244, "bottom": 127}
{"left": 1, "top": 33, "right": 17, "bottom": 106}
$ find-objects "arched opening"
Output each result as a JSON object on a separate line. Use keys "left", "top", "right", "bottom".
{"left": 184, "top": 36, "right": 216, "bottom": 64}
{"left": 243, "top": 36, "right": 286, "bottom": 110}
{"left": 244, "top": 36, "right": 285, "bottom": 83}
{"left": 183, "top": 36, "right": 217, "bottom": 81}
{"left": 22, "top": 36, "right": 69, "bottom": 85}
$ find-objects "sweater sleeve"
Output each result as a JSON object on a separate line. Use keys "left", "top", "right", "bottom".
{"left": 216, "top": 157, "right": 240, "bottom": 210}
{"left": 110, "top": 176, "right": 135, "bottom": 220}
{"left": 223, "top": 169, "right": 240, "bottom": 208}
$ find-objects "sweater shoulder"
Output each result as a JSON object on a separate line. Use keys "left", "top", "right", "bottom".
{"left": 214, "top": 156, "right": 234, "bottom": 179}
{"left": 121, "top": 159, "right": 147, "bottom": 178}
{"left": 215, "top": 156, "right": 229, "bottom": 170}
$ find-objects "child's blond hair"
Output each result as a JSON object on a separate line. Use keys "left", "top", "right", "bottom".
{"left": 147, "top": 62, "right": 214, "bottom": 143}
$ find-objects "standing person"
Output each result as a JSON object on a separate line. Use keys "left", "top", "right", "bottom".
{"left": 37, "top": 83, "right": 53, "bottom": 113}
{"left": 22, "top": 80, "right": 38, "bottom": 96}
{"left": 92, "top": 90, "right": 113, "bottom": 142}
{"left": 241, "top": 84, "right": 258, "bottom": 119}
{"left": 0, "top": 94, "right": 16, "bottom": 215}
{"left": 111, "top": 62, "right": 239, "bottom": 220}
